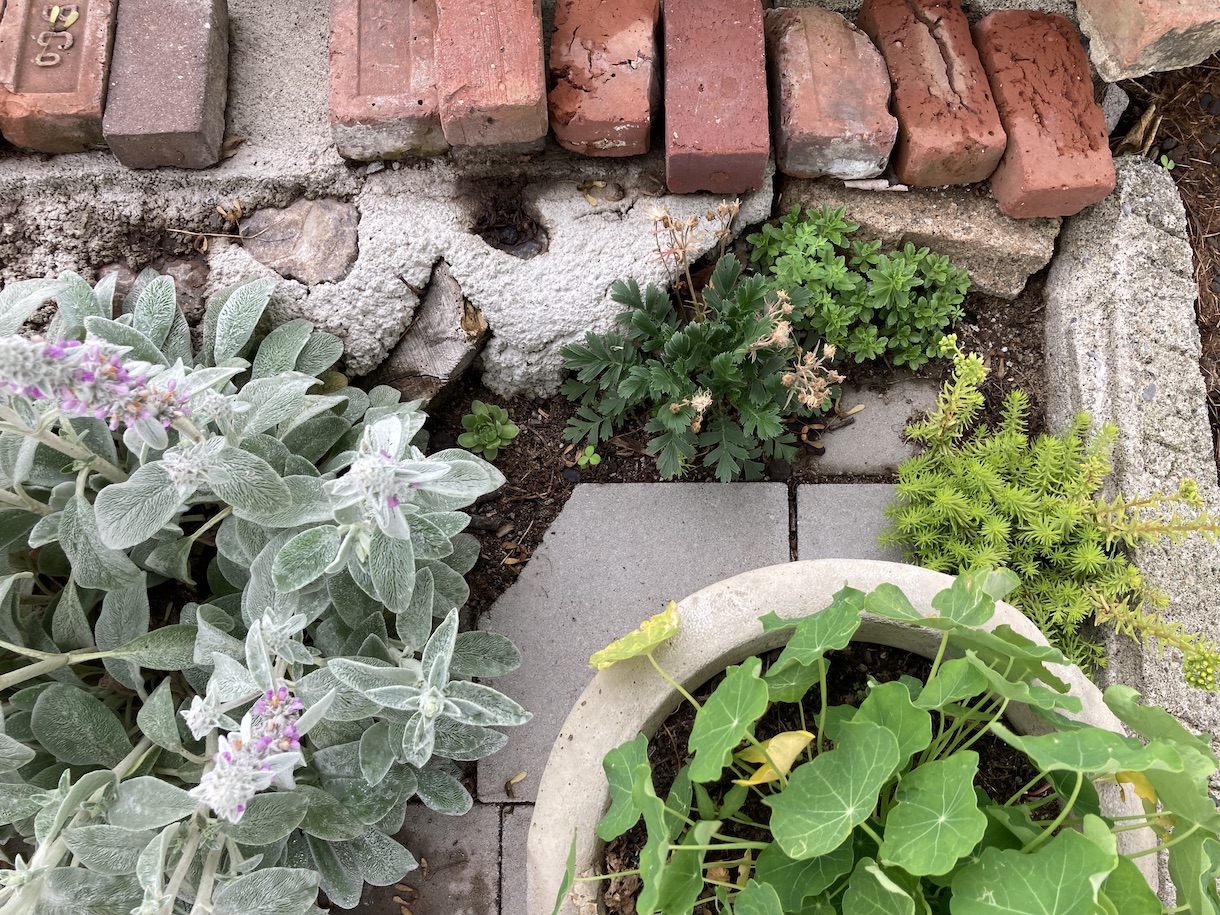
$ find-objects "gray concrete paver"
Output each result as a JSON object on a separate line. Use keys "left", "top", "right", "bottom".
{"left": 800, "top": 380, "right": 939, "bottom": 475}
{"left": 797, "top": 483, "right": 904, "bottom": 561}
{"left": 501, "top": 804, "right": 533, "bottom": 915}
{"left": 477, "top": 483, "right": 791, "bottom": 804}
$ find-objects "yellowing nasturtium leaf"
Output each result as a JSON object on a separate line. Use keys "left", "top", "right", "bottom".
{"left": 590, "top": 601, "right": 681, "bottom": 669}
{"left": 1113, "top": 770, "right": 1158, "bottom": 806}
{"left": 733, "top": 730, "right": 814, "bottom": 785}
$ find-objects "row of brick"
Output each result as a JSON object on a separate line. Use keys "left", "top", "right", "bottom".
{"left": 329, "top": 0, "right": 1113, "bottom": 218}
{"left": 0, "top": 0, "right": 228, "bottom": 167}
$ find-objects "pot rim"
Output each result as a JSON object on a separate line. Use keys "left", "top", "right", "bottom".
{"left": 527, "top": 559, "right": 1155, "bottom": 914}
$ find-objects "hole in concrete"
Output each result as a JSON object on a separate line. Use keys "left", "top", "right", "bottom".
{"left": 462, "top": 178, "right": 549, "bottom": 259}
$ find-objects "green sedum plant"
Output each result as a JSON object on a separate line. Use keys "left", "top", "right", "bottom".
{"left": 457, "top": 400, "right": 519, "bottom": 461}
{"left": 0, "top": 270, "right": 529, "bottom": 914}
{"left": 748, "top": 206, "right": 970, "bottom": 369}
{"left": 881, "top": 339, "right": 1220, "bottom": 688}
{"left": 561, "top": 256, "right": 842, "bottom": 482}
{"left": 557, "top": 572, "right": 1220, "bottom": 915}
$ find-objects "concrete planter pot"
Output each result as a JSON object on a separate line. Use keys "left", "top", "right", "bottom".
{"left": 528, "top": 559, "right": 1154, "bottom": 914}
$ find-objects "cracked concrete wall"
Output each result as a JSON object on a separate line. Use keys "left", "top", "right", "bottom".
{"left": 1044, "top": 157, "right": 1220, "bottom": 802}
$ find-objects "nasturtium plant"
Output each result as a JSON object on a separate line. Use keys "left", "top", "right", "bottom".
{"left": 558, "top": 571, "right": 1220, "bottom": 915}
{"left": 0, "top": 270, "right": 529, "bottom": 915}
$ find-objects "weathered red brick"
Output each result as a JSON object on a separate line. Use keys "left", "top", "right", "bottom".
{"left": 548, "top": 0, "right": 659, "bottom": 157}
{"left": 328, "top": 0, "right": 448, "bottom": 160}
{"left": 1078, "top": 0, "right": 1220, "bottom": 81}
{"left": 0, "top": 0, "right": 116, "bottom": 153}
{"left": 435, "top": 0, "right": 547, "bottom": 147}
{"left": 664, "top": 0, "right": 769, "bottom": 195}
{"left": 765, "top": 7, "right": 896, "bottom": 180}
{"left": 857, "top": 0, "right": 1005, "bottom": 187}
{"left": 975, "top": 12, "right": 1115, "bottom": 219}
{"left": 101, "top": 0, "right": 228, "bottom": 168}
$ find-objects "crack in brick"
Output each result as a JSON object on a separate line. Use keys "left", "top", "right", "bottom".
{"left": 903, "top": 0, "right": 977, "bottom": 114}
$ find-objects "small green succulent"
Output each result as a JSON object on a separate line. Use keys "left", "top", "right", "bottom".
{"left": 458, "top": 399, "right": 520, "bottom": 460}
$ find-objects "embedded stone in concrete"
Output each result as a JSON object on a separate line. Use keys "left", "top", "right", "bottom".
{"left": 501, "top": 805, "right": 532, "bottom": 915}
{"left": 857, "top": 0, "right": 1006, "bottom": 187}
{"left": 435, "top": 0, "right": 547, "bottom": 147}
{"left": 974, "top": 11, "right": 1115, "bottom": 219}
{"left": 0, "top": 0, "right": 116, "bottom": 153}
{"left": 664, "top": 0, "right": 770, "bottom": 194}
{"left": 548, "top": 0, "right": 659, "bottom": 157}
{"left": 1044, "top": 156, "right": 1220, "bottom": 766}
{"left": 365, "top": 261, "right": 488, "bottom": 404}
{"left": 1101, "top": 83, "right": 1130, "bottom": 136}
{"left": 477, "top": 483, "right": 790, "bottom": 804}
{"left": 779, "top": 177, "right": 1060, "bottom": 299}
{"left": 362, "top": 802, "right": 498, "bottom": 915}
{"left": 240, "top": 198, "right": 359, "bottom": 286}
{"left": 328, "top": 0, "right": 449, "bottom": 160}
{"left": 797, "top": 483, "right": 904, "bottom": 561}
{"left": 798, "top": 380, "right": 940, "bottom": 476}
{"left": 1077, "top": 0, "right": 1220, "bottom": 81}
{"left": 102, "top": 0, "right": 228, "bottom": 168}
{"left": 764, "top": 7, "right": 897, "bottom": 180}
{"left": 528, "top": 560, "right": 1153, "bottom": 915}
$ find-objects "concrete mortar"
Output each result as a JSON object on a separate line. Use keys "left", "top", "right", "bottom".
{"left": 1044, "top": 155, "right": 1220, "bottom": 799}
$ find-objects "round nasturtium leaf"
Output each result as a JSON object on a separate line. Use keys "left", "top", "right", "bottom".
{"left": 590, "top": 601, "right": 681, "bottom": 669}
{"left": 879, "top": 751, "right": 987, "bottom": 876}
{"left": 766, "top": 720, "right": 900, "bottom": 860}
{"left": 689, "top": 657, "right": 770, "bottom": 783}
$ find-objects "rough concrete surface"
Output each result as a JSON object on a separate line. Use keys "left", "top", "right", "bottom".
{"left": 1044, "top": 155, "right": 1220, "bottom": 763}
{"left": 477, "top": 483, "right": 791, "bottom": 804}
{"left": 805, "top": 379, "right": 940, "bottom": 475}
{"left": 797, "top": 482, "right": 904, "bottom": 560}
{"left": 500, "top": 805, "right": 533, "bottom": 915}
{"left": 778, "top": 177, "right": 1060, "bottom": 299}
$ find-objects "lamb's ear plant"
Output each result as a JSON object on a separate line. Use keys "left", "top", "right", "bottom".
{"left": 557, "top": 572, "right": 1220, "bottom": 915}
{"left": 0, "top": 270, "right": 529, "bottom": 914}
{"left": 881, "top": 337, "right": 1220, "bottom": 689}
{"left": 747, "top": 205, "right": 970, "bottom": 369}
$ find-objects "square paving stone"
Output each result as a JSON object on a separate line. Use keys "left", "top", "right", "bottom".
{"left": 500, "top": 804, "right": 533, "bottom": 915}
{"left": 355, "top": 802, "right": 499, "bottom": 915}
{"left": 797, "top": 483, "right": 905, "bottom": 562}
{"left": 799, "top": 379, "right": 939, "bottom": 476}
{"left": 477, "top": 483, "right": 790, "bottom": 803}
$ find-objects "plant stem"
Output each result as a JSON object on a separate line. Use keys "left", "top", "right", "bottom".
{"left": 1022, "top": 772, "right": 1081, "bottom": 854}
{"left": 1004, "top": 769, "right": 1052, "bottom": 807}
{"left": 0, "top": 489, "right": 50, "bottom": 516}
{"left": 1126, "top": 823, "right": 1201, "bottom": 859}
{"left": 0, "top": 407, "right": 128, "bottom": 483}
{"left": 928, "top": 630, "right": 951, "bottom": 679}
{"left": 648, "top": 652, "right": 701, "bottom": 711}
{"left": 188, "top": 841, "right": 224, "bottom": 915}
{"left": 159, "top": 823, "right": 204, "bottom": 915}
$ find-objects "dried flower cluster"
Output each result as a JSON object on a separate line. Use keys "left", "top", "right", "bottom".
{"left": 783, "top": 343, "right": 844, "bottom": 411}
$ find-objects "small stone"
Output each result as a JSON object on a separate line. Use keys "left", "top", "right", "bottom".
{"left": 1101, "top": 83, "right": 1130, "bottom": 135}
{"left": 162, "top": 258, "right": 209, "bottom": 321}
{"left": 562, "top": 467, "right": 581, "bottom": 483}
{"left": 0, "top": 0, "right": 117, "bottom": 153}
{"left": 102, "top": 0, "right": 229, "bottom": 169}
{"left": 240, "top": 199, "right": 359, "bottom": 286}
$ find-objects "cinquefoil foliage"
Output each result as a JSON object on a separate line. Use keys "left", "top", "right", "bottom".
{"left": 561, "top": 256, "right": 842, "bottom": 482}
{"left": 0, "top": 270, "right": 528, "bottom": 915}
{"left": 881, "top": 340, "right": 1220, "bottom": 688}
{"left": 557, "top": 572, "right": 1220, "bottom": 915}
{"left": 748, "top": 206, "right": 969, "bottom": 369}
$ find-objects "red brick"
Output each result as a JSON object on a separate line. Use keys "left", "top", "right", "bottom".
{"left": 857, "top": 0, "right": 1005, "bottom": 187}
{"left": 0, "top": 0, "right": 116, "bottom": 153}
{"left": 435, "top": 0, "right": 547, "bottom": 147}
{"left": 1078, "top": 0, "right": 1220, "bottom": 81}
{"left": 101, "top": 0, "right": 228, "bottom": 169}
{"left": 548, "top": 0, "right": 659, "bottom": 157}
{"left": 765, "top": 7, "right": 896, "bottom": 180}
{"left": 664, "top": 0, "right": 769, "bottom": 195}
{"left": 974, "top": 12, "right": 1115, "bottom": 219}
{"left": 328, "top": 0, "right": 448, "bottom": 160}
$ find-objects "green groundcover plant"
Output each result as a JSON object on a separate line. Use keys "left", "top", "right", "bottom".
{"left": 561, "top": 256, "right": 842, "bottom": 482}
{"left": 748, "top": 206, "right": 970, "bottom": 370}
{"left": 882, "top": 339, "right": 1220, "bottom": 689}
{"left": 555, "top": 572, "right": 1220, "bottom": 915}
{"left": 0, "top": 272, "right": 529, "bottom": 914}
